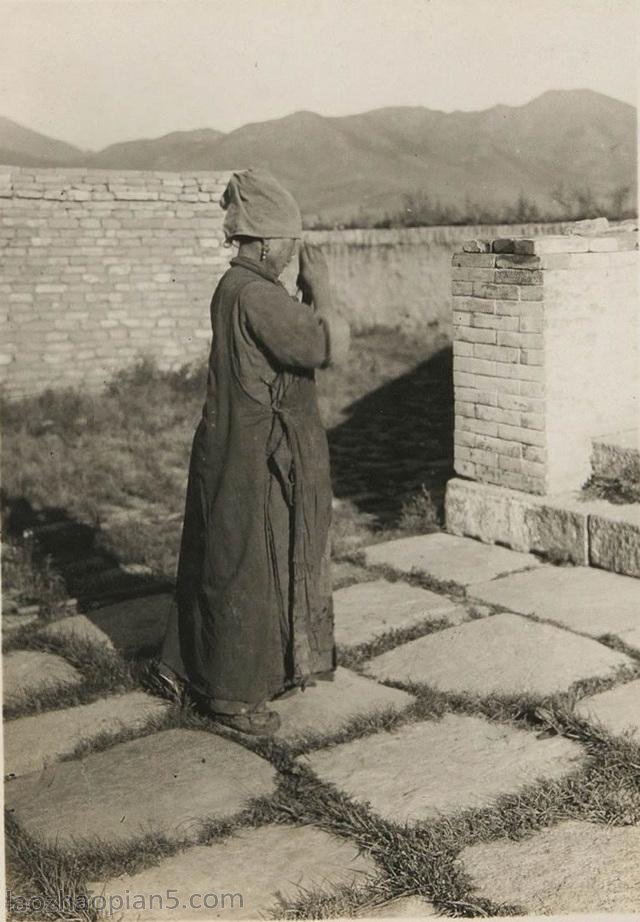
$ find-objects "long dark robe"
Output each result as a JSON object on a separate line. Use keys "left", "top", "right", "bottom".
{"left": 161, "top": 256, "right": 335, "bottom": 711}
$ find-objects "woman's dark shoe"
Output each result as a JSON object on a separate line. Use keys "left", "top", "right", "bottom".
{"left": 210, "top": 707, "right": 281, "bottom": 736}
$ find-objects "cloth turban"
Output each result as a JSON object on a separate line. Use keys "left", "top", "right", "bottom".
{"left": 220, "top": 168, "right": 303, "bottom": 242}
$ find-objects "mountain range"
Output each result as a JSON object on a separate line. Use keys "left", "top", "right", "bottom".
{"left": 1, "top": 90, "right": 636, "bottom": 224}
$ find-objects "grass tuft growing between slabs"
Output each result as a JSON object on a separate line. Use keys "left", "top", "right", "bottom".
{"left": 3, "top": 633, "right": 135, "bottom": 720}
{"left": 582, "top": 467, "right": 640, "bottom": 505}
{"left": 337, "top": 615, "right": 454, "bottom": 671}
{"left": 348, "top": 557, "right": 467, "bottom": 603}
{"left": 2, "top": 537, "right": 69, "bottom": 619}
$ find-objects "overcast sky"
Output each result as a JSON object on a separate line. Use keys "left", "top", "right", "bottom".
{"left": 1, "top": 0, "right": 637, "bottom": 151}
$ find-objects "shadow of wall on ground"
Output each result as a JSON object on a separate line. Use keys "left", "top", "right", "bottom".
{"left": 3, "top": 497, "right": 172, "bottom": 657}
{"left": 328, "top": 345, "right": 454, "bottom": 526}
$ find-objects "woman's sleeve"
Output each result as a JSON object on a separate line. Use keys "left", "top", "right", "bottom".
{"left": 240, "top": 280, "right": 330, "bottom": 370}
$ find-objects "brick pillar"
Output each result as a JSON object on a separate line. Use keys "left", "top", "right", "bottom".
{"left": 451, "top": 228, "right": 639, "bottom": 495}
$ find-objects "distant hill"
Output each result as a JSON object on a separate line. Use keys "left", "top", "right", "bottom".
{"left": 1, "top": 90, "right": 636, "bottom": 224}
{"left": 0, "top": 115, "right": 83, "bottom": 165}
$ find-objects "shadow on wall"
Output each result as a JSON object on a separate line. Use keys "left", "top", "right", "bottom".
{"left": 328, "top": 345, "right": 454, "bottom": 526}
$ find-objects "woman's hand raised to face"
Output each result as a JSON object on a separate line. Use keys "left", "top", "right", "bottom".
{"left": 298, "top": 242, "right": 330, "bottom": 295}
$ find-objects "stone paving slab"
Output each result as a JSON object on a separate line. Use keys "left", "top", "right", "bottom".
{"left": 88, "top": 824, "right": 378, "bottom": 920}
{"left": 4, "top": 692, "right": 170, "bottom": 778}
{"left": 574, "top": 679, "right": 640, "bottom": 738}
{"left": 3, "top": 650, "right": 82, "bottom": 708}
{"left": 468, "top": 565, "right": 640, "bottom": 639}
{"left": 620, "top": 625, "right": 640, "bottom": 652}
{"left": 458, "top": 820, "right": 640, "bottom": 913}
{"left": 363, "top": 613, "right": 632, "bottom": 697}
{"left": 84, "top": 593, "right": 172, "bottom": 653}
{"left": 360, "top": 896, "right": 437, "bottom": 917}
{"left": 301, "top": 714, "right": 583, "bottom": 824}
{"left": 334, "top": 579, "right": 464, "bottom": 648}
{"left": 363, "top": 533, "right": 541, "bottom": 587}
{"left": 40, "top": 614, "right": 115, "bottom": 650}
{"left": 272, "top": 667, "right": 414, "bottom": 743}
{"left": 5, "top": 728, "right": 276, "bottom": 846}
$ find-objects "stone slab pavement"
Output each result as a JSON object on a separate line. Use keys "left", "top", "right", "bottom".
{"left": 3, "top": 650, "right": 82, "bottom": 708}
{"left": 468, "top": 565, "right": 640, "bottom": 645}
{"left": 272, "top": 667, "right": 414, "bottom": 744}
{"left": 458, "top": 820, "right": 640, "bottom": 913}
{"left": 83, "top": 593, "right": 172, "bottom": 654}
{"left": 574, "top": 679, "right": 640, "bottom": 738}
{"left": 88, "top": 824, "right": 379, "bottom": 920}
{"left": 363, "top": 533, "right": 541, "bottom": 587}
{"left": 5, "top": 729, "right": 276, "bottom": 846}
{"left": 301, "top": 714, "right": 583, "bottom": 824}
{"left": 4, "top": 691, "right": 170, "bottom": 778}
{"left": 363, "top": 613, "right": 632, "bottom": 697}
{"left": 333, "top": 579, "right": 465, "bottom": 648}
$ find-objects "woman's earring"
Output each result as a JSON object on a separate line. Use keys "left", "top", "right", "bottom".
{"left": 260, "top": 240, "right": 270, "bottom": 262}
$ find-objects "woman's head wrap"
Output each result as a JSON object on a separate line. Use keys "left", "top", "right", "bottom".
{"left": 220, "top": 168, "right": 302, "bottom": 242}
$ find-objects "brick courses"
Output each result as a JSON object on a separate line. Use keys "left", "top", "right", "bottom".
{"left": 1, "top": 166, "right": 231, "bottom": 397}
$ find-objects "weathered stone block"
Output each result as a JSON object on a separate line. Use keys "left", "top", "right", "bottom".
{"left": 88, "top": 824, "right": 378, "bottom": 920}
{"left": 459, "top": 821, "right": 640, "bottom": 913}
{"left": 302, "top": 714, "right": 583, "bottom": 824}
{"left": 5, "top": 729, "right": 277, "bottom": 846}
{"left": 333, "top": 579, "right": 461, "bottom": 647}
{"left": 362, "top": 532, "right": 541, "bottom": 587}
{"left": 3, "top": 650, "right": 82, "bottom": 708}
{"left": 469, "top": 565, "right": 640, "bottom": 640}
{"left": 589, "top": 505, "right": 640, "bottom": 578}
{"left": 363, "top": 613, "right": 631, "bottom": 697}
{"left": 445, "top": 478, "right": 589, "bottom": 562}
{"left": 574, "top": 679, "right": 640, "bottom": 737}
{"left": 272, "top": 668, "right": 414, "bottom": 743}
{"left": 4, "top": 692, "right": 170, "bottom": 778}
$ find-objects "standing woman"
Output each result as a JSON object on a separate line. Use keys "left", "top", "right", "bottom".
{"left": 158, "top": 169, "right": 349, "bottom": 735}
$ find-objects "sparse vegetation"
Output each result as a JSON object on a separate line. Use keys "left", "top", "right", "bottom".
{"left": 582, "top": 466, "right": 640, "bottom": 505}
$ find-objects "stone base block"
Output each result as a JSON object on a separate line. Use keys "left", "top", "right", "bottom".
{"left": 446, "top": 478, "right": 640, "bottom": 577}
{"left": 589, "top": 504, "right": 640, "bottom": 578}
{"left": 445, "top": 478, "right": 588, "bottom": 564}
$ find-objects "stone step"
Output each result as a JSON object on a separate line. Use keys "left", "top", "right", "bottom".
{"left": 591, "top": 429, "right": 640, "bottom": 483}
{"left": 362, "top": 613, "right": 632, "bottom": 698}
{"left": 5, "top": 728, "right": 277, "bottom": 847}
{"left": 301, "top": 713, "right": 583, "bottom": 826}
{"left": 458, "top": 820, "right": 640, "bottom": 913}
{"left": 468, "top": 566, "right": 640, "bottom": 650}
{"left": 3, "top": 650, "right": 82, "bottom": 709}
{"left": 362, "top": 533, "right": 541, "bottom": 589}
{"left": 4, "top": 692, "right": 170, "bottom": 778}
{"left": 446, "top": 477, "right": 640, "bottom": 578}
{"left": 333, "top": 579, "right": 465, "bottom": 648}
{"left": 88, "top": 824, "right": 378, "bottom": 920}
{"left": 272, "top": 667, "right": 414, "bottom": 744}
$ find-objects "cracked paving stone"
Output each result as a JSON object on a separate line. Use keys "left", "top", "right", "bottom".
{"left": 362, "top": 612, "right": 632, "bottom": 697}
{"left": 468, "top": 565, "right": 640, "bottom": 640}
{"left": 334, "top": 579, "right": 464, "bottom": 647}
{"left": 363, "top": 533, "right": 541, "bottom": 587}
{"left": 3, "top": 650, "right": 82, "bottom": 708}
{"left": 272, "top": 667, "right": 414, "bottom": 743}
{"left": 458, "top": 820, "right": 640, "bottom": 913}
{"left": 88, "top": 823, "right": 378, "bottom": 920}
{"left": 4, "top": 692, "right": 171, "bottom": 778}
{"left": 4, "top": 728, "right": 276, "bottom": 846}
{"left": 300, "top": 714, "right": 583, "bottom": 824}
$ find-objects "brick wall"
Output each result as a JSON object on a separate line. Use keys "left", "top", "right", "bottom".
{"left": 1, "top": 166, "right": 231, "bottom": 398}
{"left": 452, "top": 228, "right": 639, "bottom": 495}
